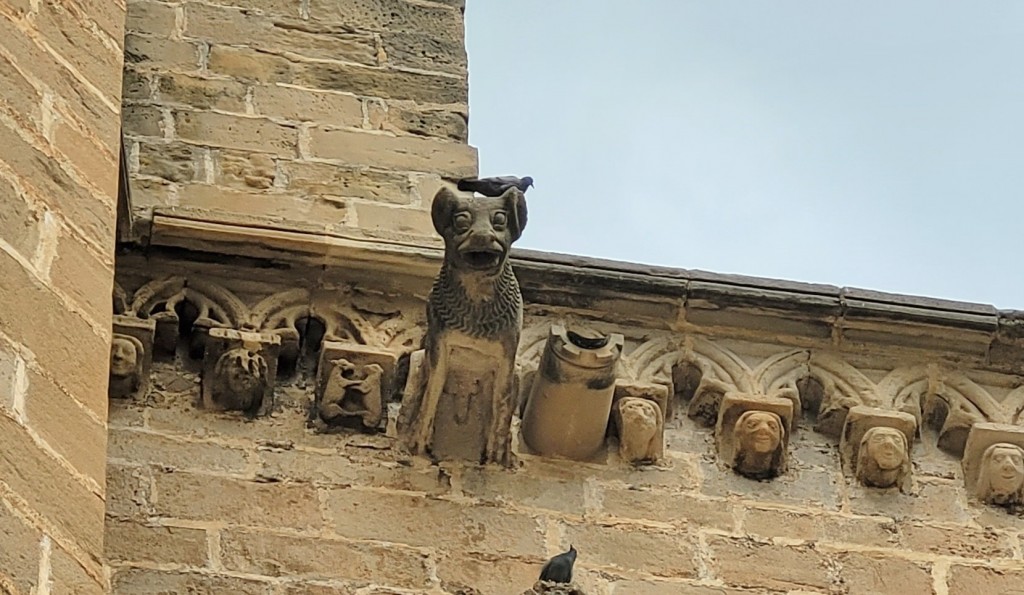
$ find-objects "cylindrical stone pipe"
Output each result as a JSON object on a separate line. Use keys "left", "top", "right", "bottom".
{"left": 521, "top": 325, "right": 624, "bottom": 460}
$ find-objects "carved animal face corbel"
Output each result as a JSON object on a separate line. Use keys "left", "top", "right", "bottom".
{"left": 314, "top": 341, "right": 397, "bottom": 432}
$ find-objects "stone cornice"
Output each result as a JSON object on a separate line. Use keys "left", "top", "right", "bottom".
{"left": 141, "top": 209, "right": 1024, "bottom": 372}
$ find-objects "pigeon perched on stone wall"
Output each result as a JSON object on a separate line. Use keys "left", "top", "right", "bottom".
{"left": 457, "top": 175, "right": 534, "bottom": 197}
{"left": 538, "top": 545, "right": 577, "bottom": 583}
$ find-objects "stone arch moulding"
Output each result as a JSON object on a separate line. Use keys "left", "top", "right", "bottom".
{"left": 623, "top": 335, "right": 755, "bottom": 424}
{"left": 127, "top": 277, "right": 249, "bottom": 354}
{"left": 879, "top": 365, "right": 1005, "bottom": 456}
{"left": 753, "top": 350, "right": 880, "bottom": 437}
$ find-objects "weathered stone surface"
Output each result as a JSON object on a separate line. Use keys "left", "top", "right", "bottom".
{"left": 0, "top": 50, "right": 44, "bottom": 132}
{"left": 900, "top": 523, "right": 1015, "bottom": 559}
{"left": 208, "top": 45, "right": 297, "bottom": 83}
{"left": 111, "top": 569, "right": 274, "bottom": 594}
{"left": 835, "top": 553, "right": 931, "bottom": 595}
{"left": 127, "top": 0, "right": 178, "bottom": 34}
{"left": 847, "top": 479, "right": 971, "bottom": 523}
{"left": 50, "top": 233, "right": 113, "bottom": 326}
{"left": 0, "top": 414, "right": 105, "bottom": 556}
{"left": 0, "top": 120, "right": 116, "bottom": 252}
{"left": 124, "top": 34, "right": 201, "bottom": 70}
{"left": 120, "top": 68, "right": 151, "bottom": 102}
{"left": 252, "top": 85, "right": 363, "bottom": 126}
{"left": 24, "top": 369, "right": 108, "bottom": 485}
{"left": 33, "top": 0, "right": 124, "bottom": 101}
{"left": 354, "top": 202, "right": 433, "bottom": 237}
{"left": 461, "top": 467, "right": 586, "bottom": 515}
{"left": 213, "top": 150, "right": 277, "bottom": 190}
{"left": 368, "top": 102, "right": 469, "bottom": 142}
{"left": 707, "top": 537, "right": 831, "bottom": 591}
{"left": 599, "top": 489, "right": 733, "bottom": 531}
{"left": 381, "top": 31, "right": 466, "bottom": 75}
{"left": 104, "top": 519, "right": 208, "bottom": 565}
{"left": 307, "top": 0, "right": 464, "bottom": 40}
{"left": 156, "top": 73, "right": 248, "bottom": 111}
{"left": 122, "top": 104, "right": 166, "bottom": 138}
{"left": 282, "top": 162, "right": 414, "bottom": 203}
{"left": 176, "top": 184, "right": 349, "bottom": 227}
{"left": 174, "top": 111, "right": 299, "bottom": 157}
{"left": 562, "top": 524, "right": 698, "bottom": 578}
{"left": 0, "top": 16, "right": 119, "bottom": 146}
{"left": 220, "top": 529, "right": 431, "bottom": 588}
{"left": 49, "top": 542, "right": 103, "bottom": 594}
{"left": 151, "top": 471, "right": 323, "bottom": 529}
{"left": 326, "top": 489, "right": 543, "bottom": 555}
{"left": 137, "top": 140, "right": 198, "bottom": 183}
{"left": 947, "top": 565, "right": 1024, "bottom": 595}
{"left": 0, "top": 499, "right": 41, "bottom": 594}
{"left": 184, "top": 3, "right": 378, "bottom": 66}
{"left": 107, "top": 428, "right": 250, "bottom": 473}
{"left": 105, "top": 464, "right": 154, "bottom": 519}
{"left": 0, "top": 250, "right": 110, "bottom": 418}
{"left": 608, "top": 581, "right": 759, "bottom": 595}
{"left": 0, "top": 183, "right": 40, "bottom": 260}
{"left": 437, "top": 556, "right": 539, "bottom": 595}
{"left": 310, "top": 127, "right": 475, "bottom": 177}
{"left": 299, "top": 62, "right": 467, "bottom": 104}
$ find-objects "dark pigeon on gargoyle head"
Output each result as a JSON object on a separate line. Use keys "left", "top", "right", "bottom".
{"left": 457, "top": 175, "right": 534, "bottom": 197}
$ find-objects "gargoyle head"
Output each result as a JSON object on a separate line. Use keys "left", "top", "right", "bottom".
{"left": 432, "top": 186, "right": 527, "bottom": 275}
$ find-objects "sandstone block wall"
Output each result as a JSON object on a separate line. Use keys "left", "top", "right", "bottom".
{"left": 0, "top": 1, "right": 126, "bottom": 592}
{"left": 121, "top": 0, "right": 476, "bottom": 244}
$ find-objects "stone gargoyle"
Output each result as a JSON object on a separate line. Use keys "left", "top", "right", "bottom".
{"left": 398, "top": 185, "right": 527, "bottom": 466}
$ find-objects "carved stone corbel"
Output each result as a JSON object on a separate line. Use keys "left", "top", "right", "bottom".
{"left": 521, "top": 325, "right": 624, "bottom": 461}
{"left": 716, "top": 393, "right": 793, "bottom": 480}
{"left": 109, "top": 316, "right": 156, "bottom": 400}
{"left": 962, "top": 423, "right": 1024, "bottom": 509}
{"left": 201, "top": 328, "right": 280, "bottom": 416}
{"left": 315, "top": 341, "right": 397, "bottom": 431}
{"left": 840, "top": 406, "right": 916, "bottom": 491}
{"left": 397, "top": 186, "right": 527, "bottom": 466}
{"left": 611, "top": 381, "right": 667, "bottom": 464}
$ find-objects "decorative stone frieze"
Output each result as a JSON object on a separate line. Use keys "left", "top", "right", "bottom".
{"left": 840, "top": 406, "right": 916, "bottom": 491}
{"left": 398, "top": 187, "right": 528, "bottom": 466}
{"left": 201, "top": 328, "right": 281, "bottom": 416}
{"left": 521, "top": 325, "right": 624, "bottom": 461}
{"left": 109, "top": 315, "right": 156, "bottom": 400}
{"left": 962, "top": 423, "right": 1024, "bottom": 509}
{"left": 315, "top": 341, "right": 397, "bottom": 431}
{"left": 716, "top": 393, "right": 794, "bottom": 480}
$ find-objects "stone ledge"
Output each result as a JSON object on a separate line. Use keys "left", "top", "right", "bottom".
{"left": 141, "top": 210, "right": 1023, "bottom": 369}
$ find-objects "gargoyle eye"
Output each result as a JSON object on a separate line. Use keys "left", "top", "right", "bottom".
{"left": 454, "top": 210, "right": 473, "bottom": 232}
{"left": 453, "top": 212, "right": 472, "bottom": 232}
{"left": 492, "top": 211, "right": 507, "bottom": 229}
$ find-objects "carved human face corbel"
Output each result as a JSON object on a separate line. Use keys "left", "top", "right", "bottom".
{"left": 840, "top": 406, "right": 916, "bottom": 491}
{"left": 109, "top": 316, "right": 156, "bottom": 400}
{"left": 962, "top": 423, "right": 1024, "bottom": 510}
{"left": 611, "top": 381, "right": 668, "bottom": 465}
{"left": 715, "top": 393, "right": 794, "bottom": 480}
{"left": 201, "top": 328, "right": 281, "bottom": 416}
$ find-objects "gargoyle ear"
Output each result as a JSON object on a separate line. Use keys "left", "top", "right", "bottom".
{"left": 502, "top": 187, "right": 528, "bottom": 241}
{"left": 432, "top": 187, "right": 458, "bottom": 235}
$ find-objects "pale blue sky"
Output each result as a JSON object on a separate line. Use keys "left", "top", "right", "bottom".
{"left": 465, "top": 1, "right": 1024, "bottom": 308}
